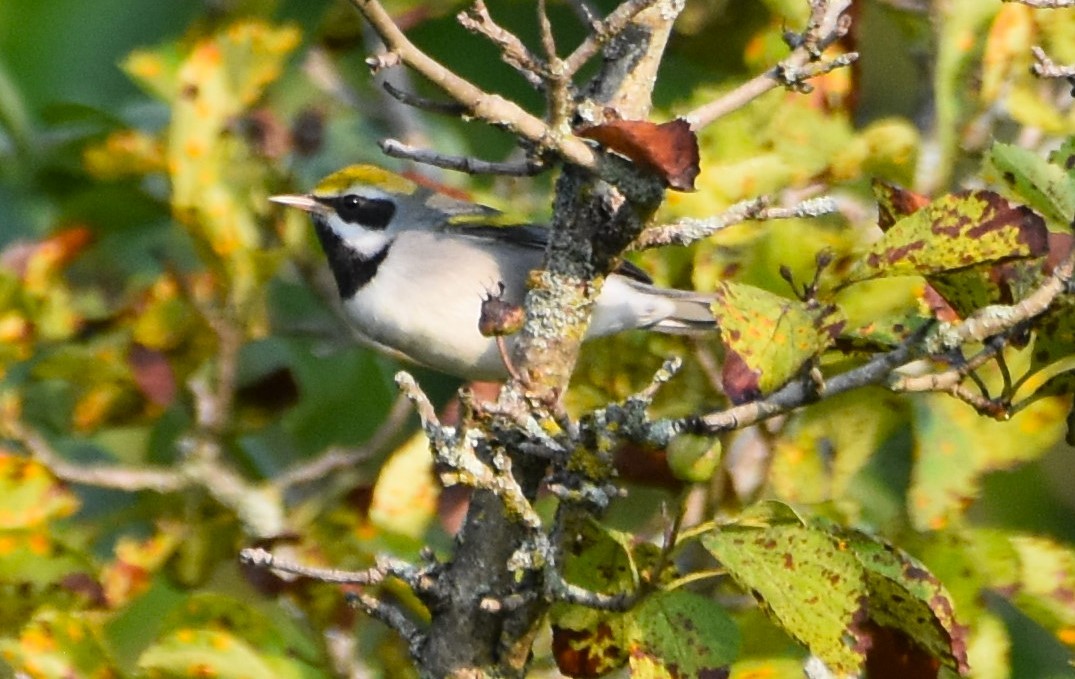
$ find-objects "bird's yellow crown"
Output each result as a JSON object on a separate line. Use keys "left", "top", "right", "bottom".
{"left": 313, "top": 165, "right": 417, "bottom": 196}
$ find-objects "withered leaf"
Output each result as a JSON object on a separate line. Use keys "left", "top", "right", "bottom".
{"left": 577, "top": 118, "right": 700, "bottom": 191}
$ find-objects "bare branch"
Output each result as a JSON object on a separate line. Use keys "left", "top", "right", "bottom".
{"left": 565, "top": 0, "right": 601, "bottom": 30}
{"left": 348, "top": 589, "right": 426, "bottom": 657}
{"left": 634, "top": 195, "right": 837, "bottom": 249}
{"left": 395, "top": 370, "right": 441, "bottom": 429}
{"left": 457, "top": 1, "right": 547, "bottom": 89}
{"left": 683, "top": 0, "right": 855, "bottom": 130}
{"left": 379, "top": 139, "right": 545, "bottom": 176}
{"left": 1031, "top": 46, "right": 1075, "bottom": 80}
{"left": 4, "top": 417, "right": 187, "bottom": 493}
{"left": 685, "top": 51, "right": 857, "bottom": 130}
{"left": 561, "top": 0, "right": 663, "bottom": 78}
{"left": 537, "top": 0, "right": 559, "bottom": 65}
{"left": 927, "top": 255, "right": 1074, "bottom": 354}
{"left": 241, "top": 547, "right": 386, "bottom": 584}
{"left": 380, "top": 80, "right": 468, "bottom": 116}
{"left": 349, "top": 0, "right": 597, "bottom": 168}
{"left": 1005, "top": 0, "right": 1075, "bottom": 7}
{"left": 690, "top": 330, "right": 921, "bottom": 435}
{"left": 638, "top": 248, "right": 1075, "bottom": 441}
{"left": 274, "top": 392, "right": 412, "bottom": 490}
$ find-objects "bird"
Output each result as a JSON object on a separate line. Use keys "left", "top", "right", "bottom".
{"left": 270, "top": 165, "right": 714, "bottom": 381}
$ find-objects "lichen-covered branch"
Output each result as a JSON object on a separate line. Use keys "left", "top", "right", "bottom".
{"left": 633, "top": 195, "right": 838, "bottom": 249}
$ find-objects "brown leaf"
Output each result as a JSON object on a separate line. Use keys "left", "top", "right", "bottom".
{"left": 478, "top": 284, "right": 525, "bottom": 337}
{"left": 862, "top": 623, "right": 941, "bottom": 679}
{"left": 128, "top": 344, "right": 177, "bottom": 407}
{"left": 872, "top": 179, "right": 930, "bottom": 232}
{"left": 576, "top": 118, "right": 700, "bottom": 191}
{"left": 552, "top": 624, "right": 625, "bottom": 678}
{"left": 721, "top": 349, "right": 762, "bottom": 405}
{"left": 0, "top": 225, "right": 95, "bottom": 278}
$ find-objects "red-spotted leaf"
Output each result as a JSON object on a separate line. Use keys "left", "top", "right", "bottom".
{"left": 847, "top": 190, "right": 1047, "bottom": 284}
{"left": 872, "top": 179, "right": 930, "bottom": 232}
{"left": 870, "top": 181, "right": 1049, "bottom": 322}
{"left": 700, "top": 507, "right": 869, "bottom": 676}
{"left": 551, "top": 519, "right": 649, "bottom": 677}
{"left": 712, "top": 282, "right": 845, "bottom": 404}
{"left": 577, "top": 119, "right": 700, "bottom": 191}
{"left": 841, "top": 531, "right": 969, "bottom": 675}
{"left": 626, "top": 590, "right": 739, "bottom": 678}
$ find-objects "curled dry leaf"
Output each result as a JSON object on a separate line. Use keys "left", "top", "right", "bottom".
{"left": 576, "top": 118, "right": 700, "bottom": 191}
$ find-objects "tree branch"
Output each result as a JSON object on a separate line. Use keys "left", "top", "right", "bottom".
{"left": 348, "top": 0, "right": 598, "bottom": 168}
{"left": 457, "top": 1, "right": 548, "bottom": 89}
{"left": 633, "top": 195, "right": 837, "bottom": 249}
{"left": 1004, "top": 0, "right": 1075, "bottom": 7}
{"left": 379, "top": 138, "right": 545, "bottom": 176}
{"left": 683, "top": 0, "right": 855, "bottom": 130}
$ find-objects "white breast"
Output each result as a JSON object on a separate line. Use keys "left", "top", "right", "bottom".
{"left": 343, "top": 230, "right": 538, "bottom": 379}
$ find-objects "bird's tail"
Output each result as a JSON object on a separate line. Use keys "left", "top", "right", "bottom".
{"left": 651, "top": 287, "right": 717, "bottom": 335}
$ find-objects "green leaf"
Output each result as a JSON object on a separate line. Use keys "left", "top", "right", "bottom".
{"left": 0, "top": 454, "right": 79, "bottom": 528}
{"left": 551, "top": 519, "right": 669, "bottom": 677}
{"left": 0, "top": 610, "right": 116, "bottom": 678}
{"left": 1027, "top": 293, "right": 1075, "bottom": 376}
{"left": 141, "top": 592, "right": 325, "bottom": 678}
{"left": 846, "top": 190, "right": 1047, "bottom": 284}
{"left": 769, "top": 388, "right": 905, "bottom": 504}
{"left": 712, "top": 282, "right": 844, "bottom": 403}
{"left": 1007, "top": 535, "right": 1075, "bottom": 640}
{"left": 984, "top": 142, "right": 1075, "bottom": 231}
{"left": 139, "top": 628, "right": 280, "bottom": 679}
{"left": 842, "top": 531, "right": 969, "bottom": 674}
{"left": 369, "top": 431, "right": 438, "bottom": 540}
{"left": 627, "top": 590, "right": 739, "bottom": 677}
{"left": 909, "top": 394, "right": 1067, "bottom": 531}
{"left": 701, "top": 512, "right": 868, "bottom": 676}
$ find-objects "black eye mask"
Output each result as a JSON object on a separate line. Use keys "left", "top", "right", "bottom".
{"left": 317, "top": 194, "right": 396, "bottom": 230}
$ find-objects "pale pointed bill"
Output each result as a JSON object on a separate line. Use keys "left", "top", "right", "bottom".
{"left": 269, "top": 194, "right": 326, "bottom": 214}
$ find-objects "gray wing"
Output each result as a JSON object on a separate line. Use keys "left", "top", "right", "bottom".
{"left": 451, "top": 223, "right": 654, "bottom": 284}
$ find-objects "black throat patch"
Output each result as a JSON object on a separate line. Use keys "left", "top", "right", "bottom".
{"left": 312, "top": 220, "right": 391, "bottom": 298}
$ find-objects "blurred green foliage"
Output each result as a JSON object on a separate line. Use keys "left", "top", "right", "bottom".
{"left": 1, "top": 0, "right": 1074, "bottom": 677}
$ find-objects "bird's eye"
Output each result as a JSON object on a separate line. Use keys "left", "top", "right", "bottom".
{"left": 332, "top": 194, "right": 396, "bottom": 230}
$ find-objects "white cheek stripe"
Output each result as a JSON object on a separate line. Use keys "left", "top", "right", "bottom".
{"left": 345, "top": 229, "right": 392, "bottom": 260}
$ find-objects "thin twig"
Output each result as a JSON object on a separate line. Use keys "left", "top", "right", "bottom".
{"left": 565, "top": 0, "right": 601, "bottom": 30}
{"left": 381, "top": 81, "right": 468, "bottom": 116}
{"left": 379, "top": 139, "right": 545, "bottom": 176}
{"left": 457, "top": 1, "right": 547, "bottom": 89}
{"left": 647, "top": 249, "right": 1075, "bottom": 439}
{"left": 633, "top": 196, "right": 837, "bottom": 249}
{"left": 537, "top": 0, "right": 559, "bottom": 65}
{"left": 350, "top": 0, "right": 597, "bottom": 167}
{"left": 348, "top": 590, "right": 425, "bottom": 657}
{"left": 1006, "top": 0, "right": 1075, "bottom": 7}
{"left": 366, "top": 23, "right": 437, "bottom": 158}
{"left": 561, "top": 0, "right": 662, "bottom": 78}
{"left": 275, "top": 392, "right": 412, "bottom": 490}
{"left": 5, "top": 418, "right": 187, "bottom": 492}
{"left": 241, "top": 547, "right": 386, "bottom": 584}
{"left": 1031, "top": 46, "right": 1075, "bottom": 80}
{"left": 685, "top": 52, "right": 857, "bottom": 130}
{"left": 395, "top": 371, "right": 441, "bottom": 428}
{"left": 683, "top": 0, "right": 854, "bottom": 131}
